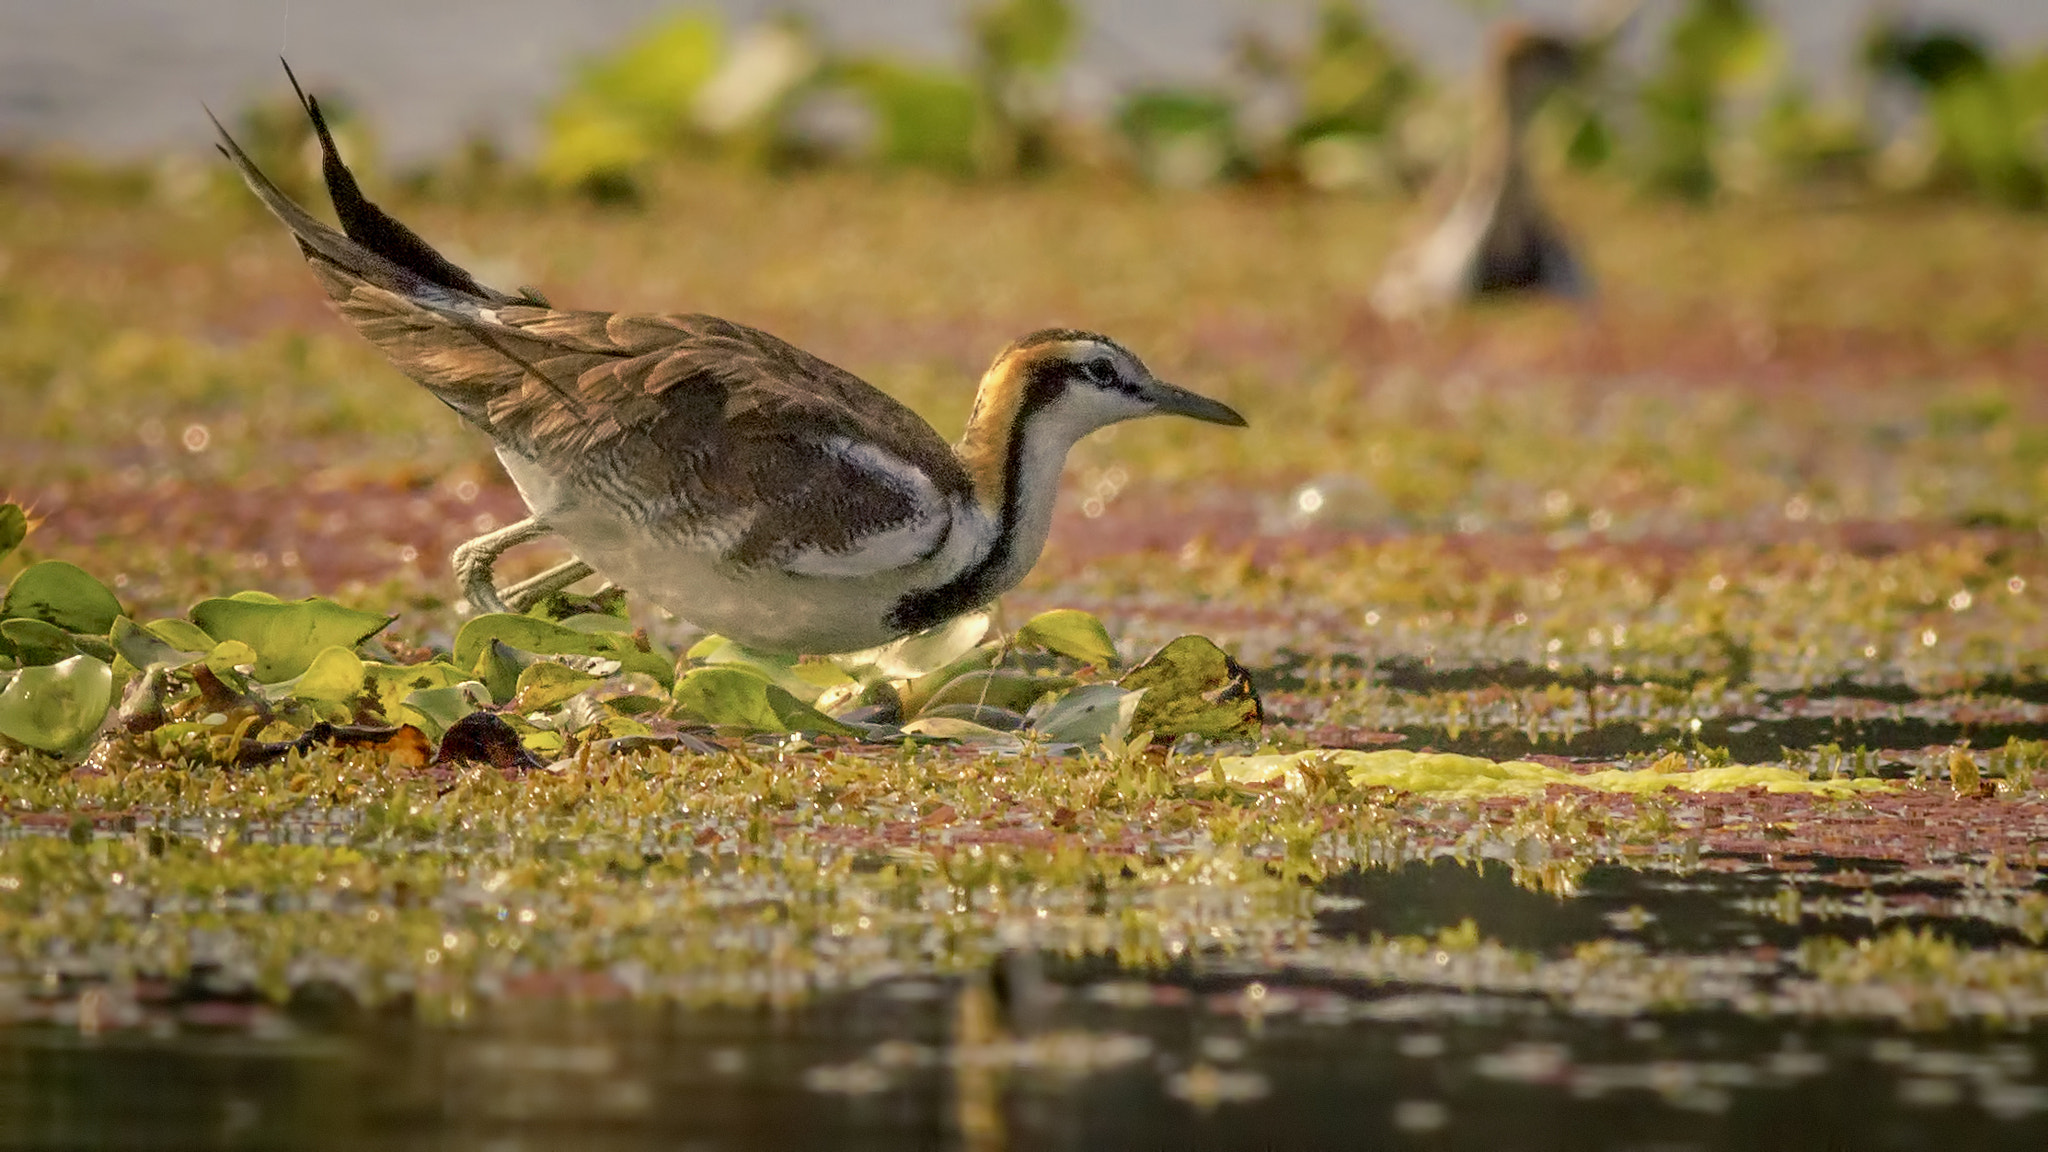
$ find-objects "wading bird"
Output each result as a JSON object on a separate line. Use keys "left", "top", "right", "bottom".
{"left": 212, "top": 66, "right": 1245, "bottom": 655}
{"left": 1370, "top": 24, "right": 1595, "bottom": 320}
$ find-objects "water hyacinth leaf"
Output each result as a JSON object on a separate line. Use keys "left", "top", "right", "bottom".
{"left": 1, "top": 560, "right": 122, "bottom": 635}
{"left": 471, "top": 639, "right": 532, "bottom": 705}
{"left": 895, "top": 647, "right": 1003, "bottom": 719}
{"left": 1030, "top": 682, "right": 1144, "bottom": 747}
{"left": 204, "top": 639, "right": 261, "bottom": 682}
{"left": 111, "top": 616, "right": 205, "bottom": 671}
{"left": 1015, "top": 608, "right": 1119, "bottom": 668}
{"left": 364, "top": 660, "right": 472, "bottom": 726}
{"left": 841, "top": 610, "right": 993, "bottom": 681}
{"left": 0, "top": 653, "right": 114, "bottom": 754}
{"left": 671, "top": 667, "right": 857, "bottom": 735}
{"left": 0, "top": 503, "right": 25, "bottom": 562}
{"left": 921, "top": 669, "right": 1073, "bottom": 715}
{"left": 509, "top": 660, "right": 604, "bottom": 714}
{"left": 144, "top": 618, "right": 218, "bottom": 655}
{"left": 916, "top": 703, "right": 1028, "bottom": 731}
{"left": 688, "top": 635, "right": 821, "bottom": 701}
{"left": 1120, "top": 635, "right": 1264, "bottom": 741}
{"left": 900, "top": 715, "right": 1022, "bottom": 745}
{"left": 454, "top": 613, "right": 673, "bottom": 688}
{"left": 291, "top": 646, "right": 366, "bottom": 703}
{"left": 1, "top": 618, "right": 78, "bottom": 666}
{"left": 189, "top": 596, "right": 393, "bottom": 682}
{"left": 553, "top": 612, "right": 636, "bottom": 635}
{"left": 401, "top": 681, "right": 491, "bottom": 738}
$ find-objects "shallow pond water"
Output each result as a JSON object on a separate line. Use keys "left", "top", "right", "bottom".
{"left": 8, "top": 856, "right": 2048, "bottom": 1151}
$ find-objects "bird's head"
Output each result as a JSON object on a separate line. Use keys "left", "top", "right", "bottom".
{"left": 972, "top": 328, "right": 1245, "bottom": 448}
{"left": 955, "top": 329, "right": 1244, "bottom": 517}
{"left": 1492, "top": 26, "right": 1587, "bottom": 122}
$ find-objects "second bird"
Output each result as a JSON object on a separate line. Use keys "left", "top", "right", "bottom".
{"left": 211, "top": 67, "right": 1246, "bottom": 656}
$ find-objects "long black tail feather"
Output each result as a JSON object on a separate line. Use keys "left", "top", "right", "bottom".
{"left": 275, "top": 59, "right": 506, "bottom": 302}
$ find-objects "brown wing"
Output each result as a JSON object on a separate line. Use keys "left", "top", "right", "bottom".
{"left": 319, "top": 271, "right": 974, "bottom": 566}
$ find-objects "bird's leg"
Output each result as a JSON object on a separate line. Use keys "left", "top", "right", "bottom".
{"left": 451, "top": 517, "right": 553, "bottom": 615}
{"left": 500, "top": 560, "right": 599, "bottom": 614}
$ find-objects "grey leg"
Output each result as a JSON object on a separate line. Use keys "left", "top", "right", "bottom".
{"left": 501, "top": 560, "right": 599, "bottom": 614}
{"left": 451, "top": 517, "right": 552, "bottom": 615}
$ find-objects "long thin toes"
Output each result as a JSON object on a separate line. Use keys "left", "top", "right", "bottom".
{"left": 502, "top": 561, "right": 597, "bottom": 614}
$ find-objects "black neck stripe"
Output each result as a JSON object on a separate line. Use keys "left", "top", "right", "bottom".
{"left": 885, "top": 357, "right": 1078, "bottom": 634}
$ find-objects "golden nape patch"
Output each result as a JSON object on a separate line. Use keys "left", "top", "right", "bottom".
{"left": 1218, "top": 749, "right": 1897, "bottom": 799}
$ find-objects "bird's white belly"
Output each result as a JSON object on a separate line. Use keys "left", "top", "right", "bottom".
{"left": 496, "top": 448, "right": 964, "bottom": 654}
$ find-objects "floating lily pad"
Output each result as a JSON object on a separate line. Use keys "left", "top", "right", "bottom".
{"left": 1120, "top": 635, "right": 1263, "bottom": 742}
{"left": 1, "top": 560, "right": 122, "bottom": 635}
{"left": 189, "top": 596, "right": 393, "bottom": 682}
{"left": 671, "top": 667, "right": 857, "bottom": 735}
{"left": 1016, "top": 608, "right": 1119, "bottom": 668}
{"left": 0, "top": 653, "right": 114, "bottom": 754}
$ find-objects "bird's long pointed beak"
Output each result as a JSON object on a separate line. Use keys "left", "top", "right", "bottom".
{"left": 1145, "top": 380, "right": 1247, "bottom": 428}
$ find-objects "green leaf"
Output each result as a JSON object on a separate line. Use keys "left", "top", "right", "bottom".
{"left": 1, "top": 560, "right": 122, "bottom": 634}
{"left": 916, "top": 703, "right": 1028, "bottom": 731}
{"left": 0, "top": 618, "right": 78, "bottom": 666}
{"left": 919, "top": 669, "right": 1073, "bottom": 716}
{"left": 189, "top": 596, "right": 394, "bottom": 682}
{"left": 454, "top": 613, "right": 674, "bottom": 688}
{"left": 671, "top": 667, "right": 857, "bottom": 735}
{"left": 1015, "top": 608, "right": 1118, "bottom": 668}
{"left": 508, "top": 661, "right": 604, "bottom": 713}
{"left": 1029, "top": 683, "right": 1144, "bottom": 747}
{"left": 688, "top": 635, "right": 822, "bottom": 700}
{"left": 1119, "top": 635, "right": 1264, "bottom": 742}
{"left": 204, "top": 640, "right": 261, "bottom": 684}
{"left": 0, "top": 653, "right": 114, "bottom": 754}
{"left": 291, "top": 646, "right": 366, "bottom": 703}
{"left": 402, "top": 682, "right": 491, "bottom": 738}
{"left": 837, "top": 610, "right": 992, "bottom": 680}
{"left": 0, "top": 503, "right": 25, "bottom": 563}
{"left": 471, "top": 639, "right": 531, "bottom": 705}
{"left": 899, "top": 715, "right": 1021, "bottom": 745}
{"left": 143, "top": 618, "right": 218, "bottom": 654}
{"left": 363, "top": 661, "right": 472, "bottom": 726}
{"left": 111, "top": 616, "right": 206, "bottom": 671}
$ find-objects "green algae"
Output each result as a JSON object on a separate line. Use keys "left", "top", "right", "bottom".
{"left": 1220, "top": 749, "right": 1898, "bottom": 798}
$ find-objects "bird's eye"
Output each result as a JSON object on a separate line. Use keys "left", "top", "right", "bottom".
{"left": 1086, "top": 358, "right": 1116, "bottom": 384}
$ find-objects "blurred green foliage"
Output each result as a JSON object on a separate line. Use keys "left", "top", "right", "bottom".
{"left": 1865, "top": 22, "right": 2048, "bottom": 209}
{"left": 500, "top": 1, "right": 2048, "bottom": 210}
